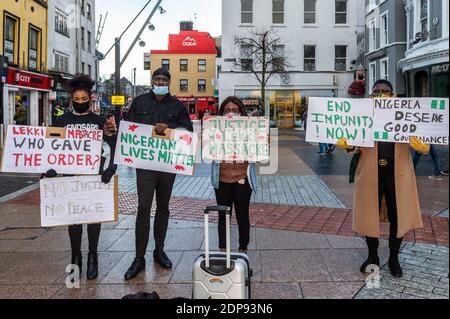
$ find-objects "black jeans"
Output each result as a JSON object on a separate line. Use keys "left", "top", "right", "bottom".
{"left": 214, "top": 179, "right": 253, "bottom": 251}
{"left": 68, "top": 224, "right": 101, "bottom": 255}
{"left": 135, "top": 169, "right": 176, "bottom": 258}
{"left": 378, "top": 165, "right": 399, "bottom": 241}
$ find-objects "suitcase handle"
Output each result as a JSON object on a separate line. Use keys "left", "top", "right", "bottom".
{"left": 204, "top": 206, "right": 231, "bottom": 270}
{"left": 204, "top": 205, "right": 231, "bottom": 215}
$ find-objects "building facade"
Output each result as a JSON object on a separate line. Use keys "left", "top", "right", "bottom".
{"left": 149, "top": 21, "right": 218, "bottom": 115}
{"left": 398, "top": 0, "right": 449, "bottom": 97}
{"left": 0, "top": 0, "right": 53, "bottom": 126}
{"left": 365, "top": 0, "right": 407, "bottom": 96}
{"left": 220, "top": 0, "right": 365, "bottom": 128}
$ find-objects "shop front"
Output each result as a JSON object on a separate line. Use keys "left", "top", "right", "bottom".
{"left": 235, "top": 89, "right": 336, "bottom": 128}
{"left": 177, "top": 96, "right": 217, "bottom": 117}
{"left": 2, "top": 67, "right": 53, "bottom": 126}
{"left": 405, "top": 62, "right": 449, "bottom": 98}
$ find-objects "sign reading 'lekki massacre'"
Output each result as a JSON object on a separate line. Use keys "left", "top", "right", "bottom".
{"left": 373, "top": 98, "right": 449, "bottom": 145}
{"left": 202, "top": 116, "right": 270, "bottom": 162}
{"left": 306, "top": 98, "right": 374, "bottom": 147}
{"left": 1, "top": 125, "right": 103, "bottom": 174}
{"left": 114, "top": 121, "right": 198, "bottom": 176}
{"left": 40, "top": 175, "right": 118, "bottom": 227}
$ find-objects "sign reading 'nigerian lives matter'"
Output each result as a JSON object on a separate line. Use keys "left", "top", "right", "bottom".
{"left": 114, "top": 121, "right": 199, "bottom": 176}
{"left": 373, "top": 98, "right": 449, "bottom": 145}
{"left": 202, "top": 116, "right": 270, "bottom": 162}
{"left": 306, "top": 98, "right": 374, "bottom": 147}
{"left": 40, "top": 175, "right": 118, "bottom": 227}
{"left": 1, "top": 125, "right": 103, "bottom": 174}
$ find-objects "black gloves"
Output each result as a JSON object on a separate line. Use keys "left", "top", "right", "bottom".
{"left": 40, "top": 169, "right": 58, "bottom": 179}
{"left": 101, "top": 168, "right": 116, "bottom": 184}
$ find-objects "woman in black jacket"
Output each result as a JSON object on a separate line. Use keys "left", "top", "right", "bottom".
{"left": 42, "top": 75, "right": 117, "bottom": 280}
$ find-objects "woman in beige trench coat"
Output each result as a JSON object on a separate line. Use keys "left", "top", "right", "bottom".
{"left": 337, "top": 80, "right": 430, "bottom": 278}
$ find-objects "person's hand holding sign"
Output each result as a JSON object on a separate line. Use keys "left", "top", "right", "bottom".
{"left": 336, "top": 138, "right": 356, "bottom": 154}
{"left": 155, "top": 123, "right": 169, "bottom": 136}
{"left": 104, "top": 115, "right": 117, "bottom": 137}
{"left": 410, "top": 136, "right": 430, "bottom": 154}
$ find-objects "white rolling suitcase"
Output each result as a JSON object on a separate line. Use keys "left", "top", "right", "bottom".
{"left": 192, "top": 205, "right": 252, "bottom": 299}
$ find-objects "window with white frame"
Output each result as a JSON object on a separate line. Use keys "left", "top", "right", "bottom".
{"left": 304, "top": 45, "right": 316, "bottom": 71}
{"left": 335, "top": 0, "right": 347, "bottom": 24}
{"left": 380, "top": 12, "right": 388, "bottom": 46}
{"left": 55, "top": 11, "right": 69, "bottom": 36}
{"left": 369, "top": 62, "right": 376, "bottom": 92}
{"left": 54, "top": 52, "right": 69, "bottom": 73}
{"left": 304, "top": 0, "right": 316, "bottom": 24}
{"left": 240, "top": 44, "right": 253, "bottom": 71}
{"left": 380, "top": 58, "right": 389, "bottom": 81}
{"left": 241, "top": 0, "right": 253, "bottom": 24}
{"left": 273, "top": 0, "right": 285, "bottom": 24}
{"left": 419, "top": 0, "right": 429, "bottom": 41}
{"left": 335, "top": 45, "right": 347, "bottom": 71}
{"left": 369, "top": 18, "right": 376, "bottom": 52}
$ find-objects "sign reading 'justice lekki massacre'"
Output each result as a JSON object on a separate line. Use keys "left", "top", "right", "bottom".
{"left": 1, "top": 125, "right": 103, "bottom": 174}
{"left": 202, "top": 116, "right": 270, "bottom": 162}
{"left": 114, "top": 121, "right": 199, "bottom": 176}
{"left": 373, "top": 98, "right": 449, "bottom": 145}
{"left": 40, "top": 175, "right": 118, "bottom": 227}
{"left": 306, "top": 98, "right": 374, "bottom": 147}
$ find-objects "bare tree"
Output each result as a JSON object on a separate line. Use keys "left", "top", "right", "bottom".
{"left": 233, "top": 28, "right": 290, "bottom": 115}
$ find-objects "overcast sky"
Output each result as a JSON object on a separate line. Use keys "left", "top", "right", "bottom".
{"left": 96, "top": 0, "right": 222, "bottom": 85}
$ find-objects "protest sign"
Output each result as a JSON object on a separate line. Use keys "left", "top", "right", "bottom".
{"left": 1, "top": 125, "right": 103, "bottom": 174}
{"left": 373, "top": 98, "right": 449, "bottom": 145}
{"left": 202, "top": 116, "right": 270, "bottom": 162}
{"left": 306, "top": 98, "right": 374, "bottom": 147}
{"left": 114, "top": 121, "right": 198, "bottom": 176}
{"left": 40, "top": 175, "right": 118, "bottom": 227}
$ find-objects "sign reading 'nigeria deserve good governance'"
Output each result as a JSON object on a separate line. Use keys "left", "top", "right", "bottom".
{"left": 202, "top": 116, "right": 270, "bottom": 162}
{"left": 306, "top": 98, "right": 374, "bottom": 147}
{"left": 1, "top": 125, "right": 103, "bottom": 174}
{"left": 114, "top": 121, "right": 199, "bottom": 176}
{"left": 372, "top": 98, "right": 449, "bottom": 145}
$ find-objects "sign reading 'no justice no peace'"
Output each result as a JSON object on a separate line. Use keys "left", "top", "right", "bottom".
{"left": 202, "top": 116, "right": 270, "bottom": 162}
{"left": 114, "top": 121, "right": 199, "bottom": 176}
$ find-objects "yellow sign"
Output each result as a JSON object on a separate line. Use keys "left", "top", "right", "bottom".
{"left": 111, "top": 96, "right": 125, "bottom": 105}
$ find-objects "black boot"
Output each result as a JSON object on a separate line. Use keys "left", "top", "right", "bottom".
{"left": 360, "top": 237, "right": 380, "bottom": 273}
{"left": 388, "top": 237, "right": 403, "bottom": 278}
{"left": 124, "top": 257, "right": 146, "bottom": 281}
{"left": 70, "top": 252, "right": 82, "bottom": 282}
{"left": 86, "top": 252, "right": 98, "bottom": 280}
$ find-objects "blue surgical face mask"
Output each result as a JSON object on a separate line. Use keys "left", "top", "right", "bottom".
{"left": 153, "top": 85, "right": 169, "bottom": 96}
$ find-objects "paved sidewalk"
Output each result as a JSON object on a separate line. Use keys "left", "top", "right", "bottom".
{"left": 0, "top": 205, "right": 447, "bottom": 299}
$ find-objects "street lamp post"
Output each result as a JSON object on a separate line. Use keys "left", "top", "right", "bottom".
{"left": 133, "top": 67, "right": 137, "bottom": 98}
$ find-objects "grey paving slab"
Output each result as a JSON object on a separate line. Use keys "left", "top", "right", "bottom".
{"left": 0, "top": 227, "right": 47, "bottom": 240}
{"left": 0, "top": 285, "right": 64, "bottom": 299}
{"left": 0, "top": 204, "right": 41, "bottom": 228}
{"left": 14, "top": 229, "right": 127, "bottom": 253}
{"left": 100, "top": 251, "right": 183, "bottom": 284}
{"left": 107, "top": 229, "right": 157, "bottom": 252}
{"left": 261, "top": 250, "right": 332, "bottom": 283}
{"left": 164, "top": 227, "right": 205, "bottom": 251}
{"left": 301, "top": 281, "right": 364, "bottom": 299}
{"left": 251, "top": 283, "right": 303, "bottom": 299}
{"left": 52, "top": 283, "right": 191, "bottom": 299}
{"left": 319, "top": 249, "right": 369, "bottom": 282}
{"left": 200, "top": 226, "right": 257, "bottom": 251}
{"left": 256, "top": 228, "right": 331, "bottom": 250}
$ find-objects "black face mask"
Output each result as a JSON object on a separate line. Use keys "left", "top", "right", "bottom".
{"left": 73, "top": 101, "right": 90, "bottom": 114}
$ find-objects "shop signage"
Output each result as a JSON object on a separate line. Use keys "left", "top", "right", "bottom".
{"left": 6, "top": 68, "right": 53, "bottom": 91}
{"left": 431, "top": 63, "right": 449, "bottom": 75}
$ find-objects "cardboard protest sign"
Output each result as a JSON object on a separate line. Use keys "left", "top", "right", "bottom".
{"left": 373, "top": 98, "right": 449, "bottom": 145}
{"left": 306, "top": 98, "right": 374, "bottom": 147}
{"left": 40, "top": 175, "right": 118, "bottom": 227}
{"left": 202, "top": 116, "right": 270, "bottom": 162}
{"left": 1, "top": 125, "right": 103, "bottom": 174}
{"left": 114, "top": 121, "right": 198, "bottom": 176}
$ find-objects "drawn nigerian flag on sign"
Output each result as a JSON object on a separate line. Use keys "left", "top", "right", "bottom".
{"left": 114, "top": 121, "right": 199, "bottom": 176}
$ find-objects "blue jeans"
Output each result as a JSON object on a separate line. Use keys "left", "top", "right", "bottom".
{"left": 413, "top": 144, "right": 444, "bottom": 175}
{"left": 319, "top": 143, "right": 333, "bottom": 154}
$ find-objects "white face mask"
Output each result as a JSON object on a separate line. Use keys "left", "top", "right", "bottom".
{"left": 225, "top": 112, "right": 240, "bottom": 117}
